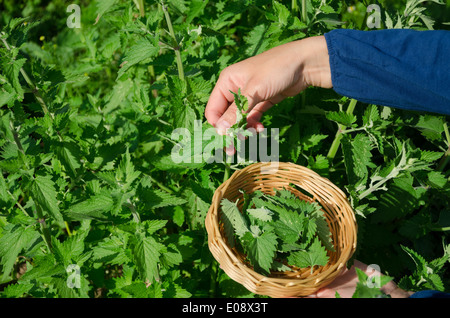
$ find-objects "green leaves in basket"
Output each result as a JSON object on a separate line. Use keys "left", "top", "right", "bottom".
{"left": 241, "top": 230, "right": 279, "bottom": 275}
{"left": 219, "top": 189, "right": 334, "bottom": 276}
{"left": 220, "top": 198, "right": 250, "bottom": 248}
{"left": 287, "top": 237, "right": 329, "bottom": 274}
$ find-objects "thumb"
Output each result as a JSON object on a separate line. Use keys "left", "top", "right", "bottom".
{"left": 215, "top": 103, "right": 237, "bottom": 135}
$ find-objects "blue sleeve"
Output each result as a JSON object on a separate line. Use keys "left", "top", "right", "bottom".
{"left": 409, "top": 290, "right": 450, "bottom": 298}
{"left": 324, "top": 29, "right": 450, "bottom": 115}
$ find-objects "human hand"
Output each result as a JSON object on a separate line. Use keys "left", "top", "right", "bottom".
{"left": 204, "top": 35, "right": 332, "bottom": 135}
{"left": 310, "top": 260, "right": 413, "bottom": 298}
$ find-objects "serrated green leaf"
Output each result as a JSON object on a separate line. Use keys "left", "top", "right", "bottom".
{"left": 308, "top": 154, "right": 329, "bottom": 174}
{"left": 2, "top": 57, "right": 26, "bottom": 100}
{"left": 163, "top": 282, "right": 192, "bottom": 298}
{"left": 220, "top": 198, "right": 249, "bottom": 239}
{"left": 272, "top": 1, "right": 290, "bottom": 26}
{"left": 133, "top": 236, "right": 164, "bottom": 282}
{"left": 420, "top": 150, "right": 444, "bottom": 162}
{"left": 425, "top": 273, "right": 444, "bottom": 291}
{"left": 102, "top": 77, "right": 134, "bottom": 114}
{"left": 51, "top": 226, "right": 90, "bottom": 266}
{"left": 273, "top": 209, "right": 305, "bottom": 244}
{"left": 287, "top": 237, "right": 329, "bottom": 273}
{"left": 0, "top": 170, "right": 8, "bottom": 206}
{"left": 121, "top": 281, "right": 163, "bottom": 298}
{"left": 144, "top": 219, "right": 168, "bottom": 234}
{"left": 160, "top": 243, "right": 182, "bottom": 268}
{"left": 52, "top": 275, "right": 90, "bottom": 298}
{"left": 30, "top": 175, "right": 64, "bottom": 226}
{"left": 95, "top": 0, "right": 119, "bottom": 23}
{"left": 18, "top": 253, "right": 64, "bottom": 282}
{"left": 310, "top": 209, "right": 335, "bottom": 252}
{"left": 1, "top": 282, "right": 33, "bottom": 298}
{"left": 352, "top": 267, "right": 392, "bottom": 298}
{"left": 118, "top": 39, "right": 160, "bottom": 79}
{"left": 413, "top": 115, "right": 445, "bottom": 141}
{"left": 116, "top": 149, "right": 141, "bottom": 190}
{"left": 172, "top": 102, "right": 197, "bottom": 131}
{"left": 55, "top": 141, "right": 81, "bottom": 178}
{"left": 362, "top": 105, "right": 380, "bottom": 126}
{"left": 0, "top": 224, "right": 39, "bottom": 281}
{"left": 92, "top": 235, "right": 130, "bottom": 265}
{"left": 247, "top": 207, "right": 273, "bottom": 222}
{"left": 244, "top": 24, "right": 270, "bottom": 56}
{"left": 427, "top": 171, "right": 447, "bottom": 189}
{"left": 65, "top": 193, "right": 114, "bottom": 221}
{"left": 342, "top": 133, "right": 373, "bottom": 184}
{"left": 142, "top": 189, "right": 187, "bottom": 209}
{"left": 0, "top": 83, "right": 16, "bottom": 107}
{"left": 401, "top": 245, "right": 428, "bottom": 275}
{"left": 241, "top": 230, "right": 278, "bottom": 275}
{"left": 326, "top": 111, "right": 357, "bottom": 127}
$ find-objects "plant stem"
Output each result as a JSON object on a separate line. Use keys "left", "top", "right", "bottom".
{"left": 65, "top": 221, "right": 72, "bottom": 236}
{"left": 327, "top": 99, "right": 358, "bottom": 161}
{"left": 224, "top": 162, "right": 231, "bottom": 182}
{"left": 161, "top": 2, "right": 185, "bottom": 81}
{"left": 148, "top": 175, "right": 176, "bottom": 194}
{"left": 9, "top": 119, "right": 30, "bottom": 170}
{"left": 301, "top": 0, "right": 307, "bottom": 24}
{"left": 340, "top": 125, "right": 371, "bottom": 135}
{"left": 136, "top": 0, "right": 145, "bottom": 17}
{"left": 209, "top": 261, "right": 218, "bottom": 298}
{"left": 438, "top": 148, "right": 450, "bottom": 172}
{"left": 437, "top": 122, "right": 450, "bottom": 171}
{"left": 7, "top": 190, "right": 28, "bottom": 217}
{"left": 1, "top": 37, "right": 51, "bottom": 118}
{"left": 431, "top": 226, "right": 450, "bottom": 232}
{"left": 443, "top": 122, "right": 450, "bottom": 145}
{"left": 35, "top": 205, "right": 53, "bottom": 253}
{"left": 126, "top": 198, "right": 141, "bottom": 223}
{"left": 292, "top": 0, "right": 299, "bottom": 15}
{"left": 358, "top": 178, "right": 386, "bottom": 201}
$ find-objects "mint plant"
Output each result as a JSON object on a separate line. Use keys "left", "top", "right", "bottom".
{"left": 220, "top": 189, "right": 334, "bottom": 275}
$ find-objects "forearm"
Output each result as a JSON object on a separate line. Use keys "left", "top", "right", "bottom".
{"left": 297, "top": 35, "right": 332, "bottom": 90}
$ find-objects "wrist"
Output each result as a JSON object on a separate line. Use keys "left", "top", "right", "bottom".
{"left": 381, "top": 282, "right": 413, "bottom": 298}
{"left": 297, "top": 35, "right": 332, "bottom": 89}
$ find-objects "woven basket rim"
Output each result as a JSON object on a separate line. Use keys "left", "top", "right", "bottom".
{"left": 205, "top": 161, "right": 357, "bottom": 297}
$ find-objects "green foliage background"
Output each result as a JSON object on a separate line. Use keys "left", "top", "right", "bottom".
{"left": 0, "top": 0, "right": 449, "bottom": 298}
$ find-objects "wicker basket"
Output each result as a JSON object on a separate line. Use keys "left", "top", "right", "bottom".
{"left": 205, "top": 162, "right": 357, "bottom": 298}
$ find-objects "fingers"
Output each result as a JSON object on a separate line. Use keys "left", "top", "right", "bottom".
{"left": 247, "top": 99, "right": 275, "bottom": 126}
{"left": 205, "top": 64, "right": 280, "bottom": 133}
{"left": 205, "top": 74, "right": 236, "bottom": 127}
{"left": 205, "top": 63, "right": 263, "bottom": 129}
{"left": 215, "top": 102, "right": 237, "bottom": 135}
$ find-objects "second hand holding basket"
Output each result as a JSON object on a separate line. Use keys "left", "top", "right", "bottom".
{"left": 205, "top": 162, "right": 357, "bottom": 298}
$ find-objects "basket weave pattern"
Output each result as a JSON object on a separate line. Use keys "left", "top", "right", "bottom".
{"left": 205, "top": 162, "right": 357, "bottom": 298}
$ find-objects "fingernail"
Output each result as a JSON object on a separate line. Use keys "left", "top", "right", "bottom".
{"left": 225, "top": 144, "right": 236, "bottom": 156}
{"left": 216, "top": 120, "right": 230, "bottom": 135}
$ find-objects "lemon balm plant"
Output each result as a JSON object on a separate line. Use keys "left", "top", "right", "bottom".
{"left": 0, "top": 0, "right": 449, "bottom": 298}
